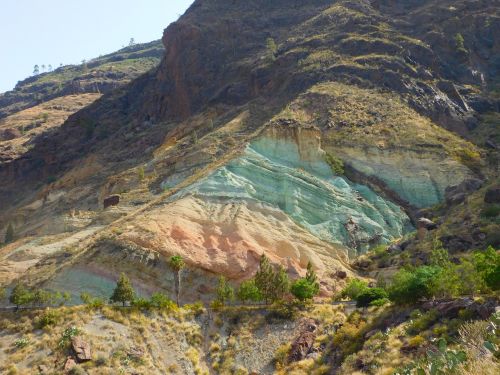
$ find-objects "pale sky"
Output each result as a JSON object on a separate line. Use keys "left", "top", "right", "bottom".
{"left": 0, "top": 0, "right": 194, "bottom": 93}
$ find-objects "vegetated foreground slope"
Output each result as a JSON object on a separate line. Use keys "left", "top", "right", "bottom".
{"left": 0, "top": 0, "right": 498, "bottom": 299}
{"left": 0, "top": 0, "right": 499, "bottom": 374}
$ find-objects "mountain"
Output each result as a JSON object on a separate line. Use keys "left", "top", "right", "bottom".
{"left": 0, "top": 1, "right": 499, "bottom": 374}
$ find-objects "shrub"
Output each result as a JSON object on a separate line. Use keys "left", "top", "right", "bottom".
{"left": 407, "top": 335, "right": 425, "bottom": 349}
{"left": 388, "top": 266, "right": 441, "bottom": 305}
{"left": 185, "top": 301, "right": 205, "bottom": 316}
{"left": 355, "top": 288, "right": 388, "bottom": 307}
{"left": 395, "top": 338, "right": 467, "bottom": 375}
{"left": 291, "top": 278, "right": 319, "bottom": 302}
{"left": 151, "top": 292, "right": 175, "bottom": 310}
{"left": 482, "top": 205, "right": 500, "bottom": 218}
{"left": 406, "top": 309, "right": 439, "bottom": 336}
{"left": 14, "top": 337, "right": 30, "bottom": 349}
{"left": 37, "top": 309, "right": 60, "bottom": 328}
{"left": 216, "top": 276, "right": 234, "bottom": 305}
{"left": 325, "top": 152, "right": 344, "bottom": 175}
{"left": 473, "top": 246, "right": 500, "bottom": 290}
{"left": 58, "top": 326, "right": 82, "bottom": 349}
{"left": 274, "top": 343, "right": 291, "bottom": 369}
{"left": 369, "top": 297, "right": 390, "bottom": 307}
{"left": 132, "top": 297, "right": 152, "bottom": 310}
{"left": 339, "top": 278, "right": 369, "bottom": 300}
{"left": 237, "top": 279, "right": 263, "bottom": 303}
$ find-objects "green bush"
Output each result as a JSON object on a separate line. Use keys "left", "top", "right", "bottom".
{"left": 388, "top": 266, "right": 441, "bottom": 304}
{"left": 369, "top": 297, "right": 390, "bottom": 307}
{"left": 355, "top": 288, "right": 388, "bottom": 307}
{"left": 406, "top": 309, "right": 439, "bottom": 335}
{"left": 482, "top": 204, "right": 500, "bottom": 218}
{"left": 237, "top": 279, "right": 263, "bottom": 303}
{"left": 473, "top": 246, "right": 500, "bottom": 290}
{"left": 325, "top": 152, "right": 344, "bottom": 175}
{"left": 339, "top": 278, "right": 369, "bottom": 300}
{"left": 291, "top": 278, "right": 319, "bottom": 302}
{"left": 150, "top": 292, "right": 176, "bottom": 310}
{"left": 132, "top": 297, "right": 152, "bottom": 310}
{"left": 37, "top": 309, "right": 60, "bottom": 328}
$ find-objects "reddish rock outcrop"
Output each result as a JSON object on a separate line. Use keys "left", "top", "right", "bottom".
{"left": 71, "top": 336, "right": 91, "bottom": 362}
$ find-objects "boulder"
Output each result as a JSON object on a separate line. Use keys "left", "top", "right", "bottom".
{"left": 71, "top": 336, "right": 91, "bottom": 362}
{"left": 288, "top": 331, "right": 316, "bottom": 362}
{"left": 418, "top": 218, "right": 438, "bottom": 230}
{"left": 422, "top": 298, "right": 496, "bottom": 320}
{"left": 1, "top": 128, "right": 21, "bottom": 141}
{"left": 484, "top": 186, "right": 500, "bottom": 204}
{"left": 103, "top": 194, "right": 120, "bottom": 209}
{"left": 335, "top": 270, "right": 347, "bottom": 279}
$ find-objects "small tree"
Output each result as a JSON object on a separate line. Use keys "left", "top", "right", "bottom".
{"left": 9, "top": 284, "right": 33, "bottom": 309}
{"left": 33, "top": 289, "right": 52, "bottom": 307}
{"left": 271, "top": 265, "right": 289, "bottom": 302}
{"left": 355, "top": 288, "right": 388, "bottom": 308}
{"left": 129, "top": 38, "right": 135, "bottom": 46}
{"left": 41, "top": 64, "right": 46, "bottom": 72}
{"left": 169, "top": 255, "right": 185, "bottom": 306}
{"left": 305, "top": 261, "right": 320, "bottom": 295}
{"left": 216, "top": 276, "right": 234, "bottom": 306}
{"left": 237, "top": 279, "right": 262, "bottom": 304}
{"left": 339, "top": 278, "right": 368, "bottom": 300}
{"left": 4, "top": 223, "right": 14, "bottom": 244}
{"left": 255, "top": 254, "right": 275, "bottom": 304}
{"left": 33, "top": 65, "right": 39, "bottom": 75}
{"left": 151, "top": 292, "right": 175, "bottom": 310}
{"left": 291, "top": 278, "right": 317, "bottom": 302}
{"left": 110, "top": 273, "right": 135, "bottom": 306}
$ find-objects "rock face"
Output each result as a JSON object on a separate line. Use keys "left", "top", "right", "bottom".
{"left": 288, "top": 318, "right": 318, "bottom": 362}
{"left": 445, "top": 178, "right": 484, "bottom": 205}
{"left": 178, "top": 126, "right": 412, "bottom": 256}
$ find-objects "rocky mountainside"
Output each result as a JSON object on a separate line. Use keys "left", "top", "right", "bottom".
{"left": 0, "top": 1, "right": 499, "bottom": 373}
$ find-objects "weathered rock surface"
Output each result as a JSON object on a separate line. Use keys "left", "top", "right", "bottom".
{"left": 72, "top": 336, "right": 91, "bottom": 362}
{"left": 445, "top": 178, "right": 484, "bottom": 205}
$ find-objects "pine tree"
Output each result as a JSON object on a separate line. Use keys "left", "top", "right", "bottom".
{"left": 4, "top": 223, "right": 14, "bottom": 244}
{"left": 237, "top": 279, "right": 262, "bottom": 304}
{"left": 255, "top": 254, "right": 275, "bottom": 304}
{"left": 216, "top": 276, "right": 234, "bottom": 305}
{"left": 110, "top": 273, "right": 135, "bottom": 306}
{"left": 271, "top": 265, "right": 289, "bottom": 302}
{"left": 305, "top": 261, "right": 320, "bottom": 295}
{"left": 169, "top": 255, "right": 185, "bottom": 306}
{"left": 33, "top": 65, "right": 39, "bottom": 75}
{"left": 9, "top": 284, "right": 33, "bottom": 309}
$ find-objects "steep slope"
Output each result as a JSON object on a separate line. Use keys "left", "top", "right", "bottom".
{"left": 0, "top": 40, "right": 163, "bottom": 119}
{"left": 0, "top": 0, "right": 498, "bottom": 303}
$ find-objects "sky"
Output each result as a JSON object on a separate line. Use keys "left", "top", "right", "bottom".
{"left": 0, "top": 0, "right": 194, "bottom": 93}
